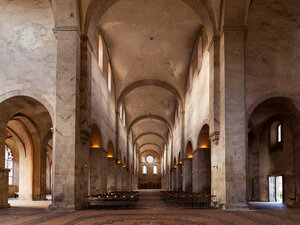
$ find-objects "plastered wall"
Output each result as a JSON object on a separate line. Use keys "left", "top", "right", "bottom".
{"left": 245, "top": 0, "right": 300, "bottom": 110}
{"left": 0, "top": 0, "right": 56, "bottom": 107}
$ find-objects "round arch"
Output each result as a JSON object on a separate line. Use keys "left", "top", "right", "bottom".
{"left": 186, "top": 141, "right": 193, "bottom": 158}
{"left": 90, "top": 124, "right": 103, "bottom": 148}
{"left": 197, "top": 124, "right": 210, "bottom": 149}
{"left": 0, "top": 95, "right": 53, "bottom": 203}
{"left": 246, "top": 92, "right": 300, "bottom": 121}
{"left": 128, "top": 114, "right": 172, "bottom": 134}
{"left": 107, "top": 141, "right": 114, "bottom": 158}
{"left": 134, "top": 132, "right": 167, "bottom": 146}
{"left": 0, "top": 91, "right": 54, "bottom": 123}
{"left": 138, "top": 143, "right": 162, "bottom": 152}
{"left": 117, "top": 80, "right": 184, "bottom": 112}
{"left": 246, "top": 96, "right": 300, "bottom": 205}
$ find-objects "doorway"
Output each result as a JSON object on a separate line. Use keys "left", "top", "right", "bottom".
{"left": 268, "top": 175, "right": 283, "bottom": 203}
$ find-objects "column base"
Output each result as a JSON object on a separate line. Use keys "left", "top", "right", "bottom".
{"left": 48, "top": 204, "right": 76, "bottom": 212}
{"left": 224, "top": 203, "right": 250, "bottom": 211}
{"left": 0, "top": 204, "right": 10, "bottom": 208}
{"left": 292, "top": 201, "right": 300, "bottom": 208}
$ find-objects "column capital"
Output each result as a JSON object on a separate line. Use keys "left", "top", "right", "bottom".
{"left": 209, "top": 131, "right": 220, "bottom": 145}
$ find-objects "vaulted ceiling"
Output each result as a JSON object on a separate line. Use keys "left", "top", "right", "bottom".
{"left": 81, "top": 0, "right": 221, "bottom": 157}
{"left": 98, "top": 0, "right": 202, "bottom": 156}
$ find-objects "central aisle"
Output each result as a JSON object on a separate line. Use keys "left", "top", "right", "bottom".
{"left": 135, "top": 189, "right": 171, "bottom": 210}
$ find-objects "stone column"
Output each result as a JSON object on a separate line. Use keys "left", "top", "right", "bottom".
{"left": 89, "top": 148, "right": 101, "bottom": 195}
{"left": 101, "top": 151, "right": 107, "bottom": 193}
{"left": 121, "top": 167, "right": 128, "bottom": 191}
{"left": 89, "top": 148, "right": 107, "bottom": 195}
{"left": 116, "top": 164, "right": 123, "bottom": 191}
{"left": 208, "top": 37, "right": 220, "bottom": 145}
{"left": 293, "top": 119, "right": 300, "bottom": 206}
{"left": 218, "top": 27, "right": 247, "bottom": 209}
{"left": 171, "top": 168, "right": 176, "bottom": 191}
{"left": 176, "top": 164, "right": 182, "bottom": 191}
{"left": 165, "top": 174, "right": 168, "bottom": 190}
{"left": 132, "top": 172, "right": 138, "bottom": 190}
{"left": 182, "top": 158, "right": 192, "bottom": 192}
{"left": 193, "top": 148, "right": 211, "bottom": 193}
{"left": 0, "top": 135, "right": 9, "bottom": 208}
{"left": 0, "top": 168, "right": 10, "bottom": 208}
{"left": 50, "top": 27, "right": 83, "bottom": 210}
{"left": 107, "top": 158, "right": 116, "bottom": 192}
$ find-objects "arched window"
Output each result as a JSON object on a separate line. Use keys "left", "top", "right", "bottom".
{"left": 108, "top": 63, "right": 112, "bottom": 93}
{"left": 197, "top": 35, "right": 203, "bottom": 73}
{"left": 188, "top": 62, "right": 193, "bottom": 92}
{"left": 174, "top": 109, "right": 177, "bottom": 127}
{"left": 98, "top": 34, "right": 104, "bottom": 72}
{"left": 119, "top": 104, "right": 123, "bottom": 119}
{"left": 142, "top": 166, "right": 147, "bottom": 175}
{"left": 270, "top": 120, "right": 283, "bottom": 152}
{"left": 153, "top": 165, "right": 158, "bottom": 175}
{"left": 277, "top": 124, "right": 282, "bottom": 143}
{"left": 123, "top": 111, "right": 126, "bottom": 126}
{"left": 5, "top": 145, "right": 13, "bottom": 185}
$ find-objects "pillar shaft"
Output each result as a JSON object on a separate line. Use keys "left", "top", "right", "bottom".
{"left": 219, "top": 27, "right": 247, "bottom": 209}
{"left": 182, "top": 158, "right": 192, "bottom": 192}
{"left": 176, "top": 164, "right": 182, "bottom": 191}
{"left": 193, "top": 148, "right": 211, "bottom": 193}
{"left": 107, "top": 158, "right": 116, "bottom": 192}
{"left": 116, "top": 164, "right": 123, "bottom": 191}
{"left": 51, "top": 28, "right": 83, "bottom": 210}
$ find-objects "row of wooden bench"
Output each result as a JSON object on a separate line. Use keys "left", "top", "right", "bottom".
{"left": 87, "top": 191, "right": 139, "bottom": 208}
{"left": 161, "top": 191, "right": 216, "bottom": 208}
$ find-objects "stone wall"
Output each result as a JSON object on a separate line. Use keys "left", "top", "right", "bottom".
{"left": 245, "top": 0, "right": 300, "bottom": 110}
{"left": 0, "top": 0, "right": 56, "bottom": 107}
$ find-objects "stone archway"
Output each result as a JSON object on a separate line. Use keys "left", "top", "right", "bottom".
{"left": 247, "top": 97, "right": 300, "bottom": 206}
{"left": 0, "top": 96, "right": 52, "bottom": 207}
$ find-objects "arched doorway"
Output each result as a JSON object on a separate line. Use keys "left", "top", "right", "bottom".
{"left": 193, "top": 124, "right": 211, "bottom": 193}
{"left": 89, "top": 124, "right": 106, "bottom": 196}
{"left": 247, "top": 97, "right": 300, "bottom": 206}
{"left": 0, "top": 96, "right": 53, "bottom": 207}
{"left": 182, "top": 141, "right": 193, "bottom": 192}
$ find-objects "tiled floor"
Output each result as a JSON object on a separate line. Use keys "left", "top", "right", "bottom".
{"left": 1, "top": 190, "right": 300, "bottom": 225}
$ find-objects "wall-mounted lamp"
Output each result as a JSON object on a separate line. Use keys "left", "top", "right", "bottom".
{"left": 117, "top": 160, "right": 121, "bottom": 164}
{"left": 91, "top": 145, "right": 101, "bottom": 149}
{"left": 179, "top": 161, "right": 182, "bottom": 164}
{"left": 107, "top": 154, "right": 113, "bottom": 158}
{"left": 188, "top": 154, "right": 193, "bottom": 158}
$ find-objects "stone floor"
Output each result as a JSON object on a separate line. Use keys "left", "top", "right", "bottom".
{"left": 1, "top": 190, "right": 300, "bottom": 224}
